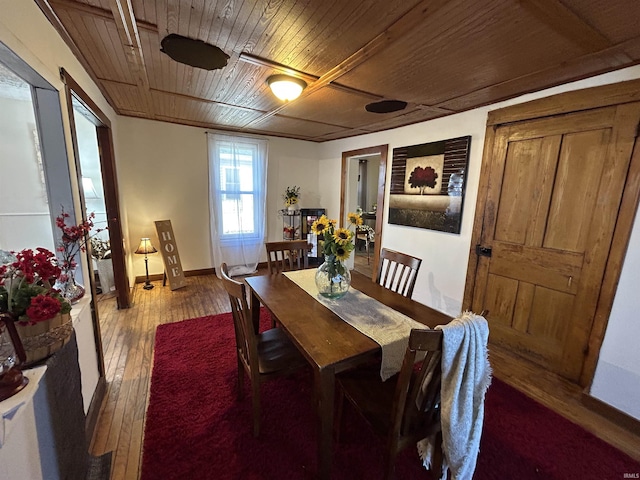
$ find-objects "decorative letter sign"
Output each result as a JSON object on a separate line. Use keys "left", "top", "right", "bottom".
{"left": 154, "top": 220, "right": 186, "bottom": 290}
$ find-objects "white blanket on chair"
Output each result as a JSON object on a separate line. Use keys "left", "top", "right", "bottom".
{"left": 417, "top": 311, "right": 491, "bottom": 480}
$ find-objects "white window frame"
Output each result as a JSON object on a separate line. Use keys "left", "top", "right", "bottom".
{"left": 207, "top": 132, "right": 268, "bottom": 275}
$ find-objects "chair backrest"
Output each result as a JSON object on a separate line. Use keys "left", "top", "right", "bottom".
{"left": 376, "top": 248, "right": 422, "bottom": 298}
{"left": 265, "top": 240, "right": 312, "bottom": 274}
{"left": 219, "top": 263, "right": 259, "bottom": 376}
{"left": 392, "top": 329, "right": 443, "bottom": 445}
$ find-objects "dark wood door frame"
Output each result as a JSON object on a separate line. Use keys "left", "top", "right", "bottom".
{"left": 60, "top": 69, "right": 133, "bottom": 430}
{"left": 61, "top": 68, "right": 131, "bottom": 311}
{"left": 464, "top": 78, "right": 640, "bottom": 386}
{"left": 340, "top": 145, "right": 388, "bottom": 280}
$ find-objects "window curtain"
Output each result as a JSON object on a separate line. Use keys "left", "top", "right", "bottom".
{"left": 207, "top": 133, "right": 268, "bottom": 277}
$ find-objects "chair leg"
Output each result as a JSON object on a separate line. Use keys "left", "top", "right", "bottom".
{"left": 251, "top": 381, "right": 261, "bottom": 437}
{"left": 365, "top": 239, "right": 370, "bottom": 265}
{"left": 237, "top": 355, "right": 244, "bottom": 400}
{"left": 333, "top": 387, "right": 345, "bottom": 443}
{"left": 383, "top": 440, "right": 399, "bottom": 480}
{"left": 432, "top": 431, "right": 444, "bottom": 480}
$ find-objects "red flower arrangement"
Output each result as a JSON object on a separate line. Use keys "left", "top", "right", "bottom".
{"left": 25, "top": 295, "right": 63, "bottom": 323}
{"left": 0, "top": 247, "right": 72, "bottom": 325}
{"left": 56, "top": 207, "right": 103, "bottom": 274}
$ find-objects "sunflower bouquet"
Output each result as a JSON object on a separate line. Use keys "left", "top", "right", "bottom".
{"left": 311, "top": 212, "right": 362, "bottom": 278}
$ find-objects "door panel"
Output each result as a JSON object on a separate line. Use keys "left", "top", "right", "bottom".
{"left": 484, "top": 274, "right": 518, "bottom": 326}
{"left": 472, "top": 102, "right": 640, "bottom": 381}
{"left": 494, "top": 136, "right": 559, "bottom": 245}
{"left": 489, "top": 242, "right": 582, "bottom": 294}
{"left": 545, "top": 130, "right": 610, "bottom": 252}
{"left": 512, "top": 281, "right": 535, "bottom": 333}
{"left": 528, "top": 286, "right": 574, "bottom": 342}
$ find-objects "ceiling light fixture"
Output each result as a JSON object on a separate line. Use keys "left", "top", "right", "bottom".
{"left": 266, "top": 74, "right": 307, "bottom": 102}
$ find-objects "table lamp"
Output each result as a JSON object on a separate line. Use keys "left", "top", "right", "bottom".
{"left": 135, "top": 238, "right": 158, "bottom": 290}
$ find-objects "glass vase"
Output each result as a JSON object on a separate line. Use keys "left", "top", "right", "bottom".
{"left": 315, "top": 255, "right": 351, "bottom": 299}
{"left": 0, "top": 322, "right": 18, "bottom": 376}
{"left": 54, "top": 267, "right": 85, "bottom": 304}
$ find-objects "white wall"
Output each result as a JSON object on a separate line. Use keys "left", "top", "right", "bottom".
{"left": 590, "top": 214, "right": 640, "bottom": 419}
{"left": 115, "top": 117, "right": 322, "bottom": 278}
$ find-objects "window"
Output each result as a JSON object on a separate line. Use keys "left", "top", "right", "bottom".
{"left": 216, "top": 142, "right": 259, "bottom": 237}
{"left": 0, "top": 42, "right": 76, "bottom": 256}
{"left": 207, "top": 133, "right": 268, "bottom": 275}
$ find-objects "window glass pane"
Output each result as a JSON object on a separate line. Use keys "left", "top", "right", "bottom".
{"left": 224, "top": 167, "right": 240, "bottom": 191}
{"left": 221, "top": 194, "right": 255, "bottom": 235}
{"left": 217, "top": 142, "right": 258, "bottom": 236}
{"left": 0, "top": 62, "right": 54, "bottom": 251}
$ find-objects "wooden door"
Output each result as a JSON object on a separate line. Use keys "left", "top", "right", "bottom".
{"left": 471, "top": 103, "right": 640, "bottom": 382}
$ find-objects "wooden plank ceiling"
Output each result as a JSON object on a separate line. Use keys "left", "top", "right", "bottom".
{"left": 37, "top": 0, "right": 640, "bottom": 142}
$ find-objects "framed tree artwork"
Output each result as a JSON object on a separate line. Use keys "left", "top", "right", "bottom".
{"left": 388, "top": 136, "right": 471, "bottom": 234}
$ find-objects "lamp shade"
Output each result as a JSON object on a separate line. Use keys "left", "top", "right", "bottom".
{"left": 135, "top": 238, "right": 157, "bottom": 255}
{"left": 266, "top": 74, "right": 307, "bottom": 101}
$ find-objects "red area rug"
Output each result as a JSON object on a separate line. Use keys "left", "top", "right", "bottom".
{"left": 141, "top": 311, "right": 640, "bottom": 479}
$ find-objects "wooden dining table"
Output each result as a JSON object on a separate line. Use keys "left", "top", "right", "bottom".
{"left": 244, "top": 270, "right": 452, "bottom": 479}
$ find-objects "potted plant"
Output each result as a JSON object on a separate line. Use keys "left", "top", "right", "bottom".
{"left": 283, "top": 185, "right": 300, "bottom": 212}
{"left": 0, "top": 248, "right": 73, "bottom": 365}
{"left": 55, "top": 207, "right": 105, "bottom": 303}
{"left": 90, "top": 237, "right": 114, "bottom": 293}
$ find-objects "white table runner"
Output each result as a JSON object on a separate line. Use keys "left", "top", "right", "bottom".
{"left": 283, "top": 269, "right": 426, "bottom": 380}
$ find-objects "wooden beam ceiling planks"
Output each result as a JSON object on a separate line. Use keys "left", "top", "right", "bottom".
{"left": 519, "top": 0, "right": 614, "bottom": 52}
{"left": 49, "top": 0, "right": 158, "bottom": 32}
{"left": 241, "top": 0, "right": 453, "bottom": 129}
{"left": 33, "top": 0, "right": 640, "bottom": 142}
{"left": 108, "top": 0, "right": 155, "bottom": 118}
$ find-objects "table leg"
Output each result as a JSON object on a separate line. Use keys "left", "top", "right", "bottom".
{"left": 249, "top": 289, "right": 260, "bottom": 334}
{"left": 315, "top": 367, "right": 335, "bottom": 480}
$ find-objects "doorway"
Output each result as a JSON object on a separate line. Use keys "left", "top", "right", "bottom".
{"left": 340, "top": 145, "right": 388, "bottom": 279}
{"left": 61, "top": 69, "right": 131, "bottom": 311}
{"left": 465, "top": 80, "right": 640, "bottom": 387}
{"left": 72, "top": 100, "right": 114, "bottom": 296}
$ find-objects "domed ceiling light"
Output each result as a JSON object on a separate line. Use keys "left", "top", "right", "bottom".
{"left": 266, "top": 74, "right": 307, "bottom": 101}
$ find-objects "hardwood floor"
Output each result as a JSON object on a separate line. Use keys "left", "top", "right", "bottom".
{"left": 90, "top": 272, "right": 640, "bottom": 480}
{"left": 89, "top": 275, "right": 230, "bottom": 480}
{"left": 353, "top": 248, "right": 374, "bottom": 279}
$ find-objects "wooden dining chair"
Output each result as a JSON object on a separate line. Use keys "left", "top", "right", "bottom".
{"left": 220, "top": 263, "right": 307, "bottom": 437}
{"left": 265, "top": 239, "right": 313, "bottom": 274}
{"left": 376, "top": 248, "right": 422, "bottom": 298}
{"left": 335, "top": 328, "right": 444, "bottom": 480}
